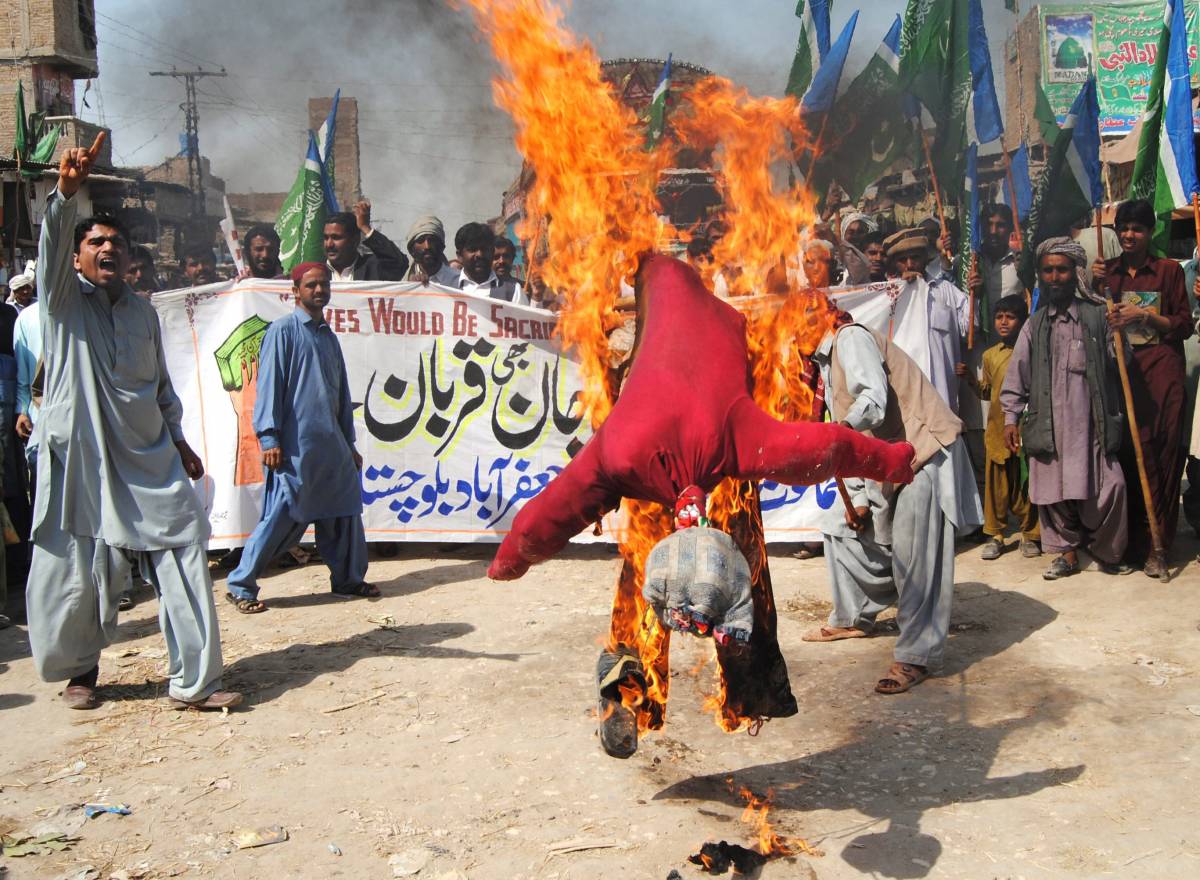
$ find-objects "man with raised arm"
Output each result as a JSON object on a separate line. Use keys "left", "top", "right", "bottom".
{"left": 25, "top": 136, "right": 241, "bottom": 712}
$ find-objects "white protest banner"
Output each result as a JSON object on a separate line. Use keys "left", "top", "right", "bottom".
{"left": 153, "top": 278, "right": 917, "bottom": 548}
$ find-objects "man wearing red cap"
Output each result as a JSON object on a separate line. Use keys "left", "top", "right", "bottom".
{"left": 224, "top": 262, "right": 375, "bottom": 612}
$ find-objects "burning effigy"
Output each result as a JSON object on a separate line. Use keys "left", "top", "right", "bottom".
{"left": 464, "top": 0, "right": 914, "bottom": 753}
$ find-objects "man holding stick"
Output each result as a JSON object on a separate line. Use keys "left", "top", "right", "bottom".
{"left": 1003, "top": 239, "right": 1129, "bottom": 579}
{"left": 1090, "top": 200, "right": 1192, "bottom": 577}
{"left": 801, "top": 295, "right": 979, "bottom": 694}
{"left": 26, "top": 136, "right": 241, "bottom": 710}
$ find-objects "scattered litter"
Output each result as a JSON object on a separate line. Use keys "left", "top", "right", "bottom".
{"left": 369, "top": 614, "right": 399, "bottom": 628}
{"left": 83, "top": 803, "right": 132, "bottom": 819}
{"left": 1186, "top": 706, "right": 1200, "bottom": 717}
{"left": 1, "top": 831, "right": 77, "bottom": 857}
{"left": 1134, "top": 655, "right": 1186, "bottom": 687}
{"left": 234, "top": 826, "right": 288, "bottom": 849}
{"left": 31, "top": 804, "right": 88, "bottom": 837}
{"left": 54, "top": 866, "right": 99, "bottom": 880}
{"left": 546, "top": 837, "right": 621, "bottom": 856}
{"left": 389, "top": 847, "right": 430, "bottom": 876}
{"left": 39, "top": 761, "right": 87, "bottom": 785}
{"left": 441, "top": 733, "right": 466, "bottom": 744}
{"left": 328, "top": 843, "right": 342, "bottom": 856}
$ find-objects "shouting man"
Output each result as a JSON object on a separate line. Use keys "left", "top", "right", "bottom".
{"left": 225, "top": 262, "right": 376, "bottom": 612}
{"left": 26, "top": 137, "right": 240, "bottom": 711}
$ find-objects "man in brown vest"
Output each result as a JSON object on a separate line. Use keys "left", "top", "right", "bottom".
{"left": 802, "top": 303, "right": 982, "bottom": 694}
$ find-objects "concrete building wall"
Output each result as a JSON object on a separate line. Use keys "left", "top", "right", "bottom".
{"left": 1004, "top": 8, "right": 1048, "bottom": 154}
{"left": 0, "top": 0, "right": 99, "bottom": 76}
{"left": 308, "top": 95, "right": 361, "bottom": 210}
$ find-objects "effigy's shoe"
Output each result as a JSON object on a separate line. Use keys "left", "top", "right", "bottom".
{"left": 596, "top": 647, "right": 645, "bottom": 759}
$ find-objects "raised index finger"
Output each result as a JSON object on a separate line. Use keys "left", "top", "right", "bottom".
{"left": 86, "top": 130, "right": 106, "bottom": 161}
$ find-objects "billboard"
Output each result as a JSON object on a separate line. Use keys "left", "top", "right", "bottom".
{"left": 1039, "top": 1, "right": 1200, "bottom": 134}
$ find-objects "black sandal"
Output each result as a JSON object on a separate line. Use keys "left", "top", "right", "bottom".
{"left": 331, "top": 582, "right": 381, "bottom": 598}
{"left": 224, "top": 592, "right": 267, "bottom": 614}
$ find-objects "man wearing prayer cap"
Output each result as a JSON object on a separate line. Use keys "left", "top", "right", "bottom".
{"left": 225, "top": 261, "right": 376, "bottom": 612}
{"left": 405, "top": 215, "right": 459, "bottom": 286}
{"left": 1000, "top": 237, "right": 1129, "bottom": 580}
{"left": 26, "top": 140, "right": 241, "bottom": 711}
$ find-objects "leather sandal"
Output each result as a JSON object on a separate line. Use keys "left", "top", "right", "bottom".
{"left": 802, "top": 625, "right": 870, "bottom": 642}
{"left": 875, "top": 661, "right": 929, "bottom": 695}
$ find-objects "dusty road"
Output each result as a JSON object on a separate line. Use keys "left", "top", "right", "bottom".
{"left": 1, "top": 535, "right": 1198, "bottom": 879}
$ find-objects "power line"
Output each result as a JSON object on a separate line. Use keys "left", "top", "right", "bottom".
{"left": 148, "top": 68, "right": 228, "bottom": 217}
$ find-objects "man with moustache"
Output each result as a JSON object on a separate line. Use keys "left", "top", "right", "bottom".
{"left": 242, "top": 224, "right": 284, "bottom": 279}
{"left": 180, "top": 244, "right": 218, "bottom": 286}
{"left": 404, "top": 215, "right": 459, "bottom": 285}
{"left": 26, "top": 137, "right": 240, "bottom": 711}
{"left": 224, "top": 262, "right": 375, "bottom": 613}
{"left": 1000, "top": 238, "right": 1129, "bottom": 580}
{"left": 324, "top": 200, "right": 408, "bottom": 281}
{"left": 862, "top": 232, "right": 887, "bottom": 283}
{"left": 454, "top": 222, "right": 528, "bottom": 304}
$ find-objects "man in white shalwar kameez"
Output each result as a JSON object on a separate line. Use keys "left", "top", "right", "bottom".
{"left": 26, "top": 137, "right": 241, "bottom": 711}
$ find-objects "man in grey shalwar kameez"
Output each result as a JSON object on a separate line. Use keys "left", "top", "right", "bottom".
{"left": 26, "top": 138, "right": 241, "bottom": 711}
{"left": 801, "top": 302, "right": 982, "bottom": 694}
{"left": 999, "top": 238, "right": 1129, "bottom": 580}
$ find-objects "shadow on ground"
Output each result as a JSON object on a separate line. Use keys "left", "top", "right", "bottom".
{"left": 657, "top": 584, "right": 1082, "bottom": 879}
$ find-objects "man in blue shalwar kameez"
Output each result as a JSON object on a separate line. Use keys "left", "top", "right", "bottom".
{"left": 225, "top": 262, "right": 374, "bottom": 612}
{"left": 27, "top": 137, "right": 241, "bottom": 711}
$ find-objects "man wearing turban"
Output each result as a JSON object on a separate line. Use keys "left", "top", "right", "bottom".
{"left": 1000, "top": 238, "right": 1129, "bottom": 580}
{"left": 225, "top": 262, "right": 376, "bottom": 612}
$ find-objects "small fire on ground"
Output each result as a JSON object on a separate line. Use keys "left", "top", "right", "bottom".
{"left": 688, "top": 783, "right": 822, "bottom": 875}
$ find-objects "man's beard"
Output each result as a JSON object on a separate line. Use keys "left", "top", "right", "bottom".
{"left": 1045, "top": 282, "right": 1076, "bottom": 307}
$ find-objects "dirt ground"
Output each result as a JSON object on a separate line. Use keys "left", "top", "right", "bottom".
{"left": 1, "top": 532, "right": 1199, "bottom": 880}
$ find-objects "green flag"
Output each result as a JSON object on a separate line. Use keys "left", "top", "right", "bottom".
{"left": 899, "top": 0, "right": 971, "bottom": 185}
{"left": 1033, "top": 79, "right": 1060, "bottom": 148}
{"left": 646, "top": 54, "right": 672, "bottom": 147}
{"left": 275, "top": 133, "right": 328, "bottom": 273}
{"left": 785, "top": 1, "right": 831, "bottom": 99}
{"left": 27, "top": 123, "right": 62, "bottom": 166}
{"left": 1128, "top": 1, "right": 1177, "bottom": 202}
{"left": 14, "top": 81, "right": 28, "bottom": 160}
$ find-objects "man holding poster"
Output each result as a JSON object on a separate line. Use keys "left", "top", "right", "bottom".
{"left": 225, "top": 262, "right": 376, "bottom": 612}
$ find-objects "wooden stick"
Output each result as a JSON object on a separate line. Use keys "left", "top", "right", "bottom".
{"left": 1002, "top": 149, "right": 1025, "bottom": 252}
{"left": 1097, "top": 213, "right": 1166, "bottom": 573}
{"left": 834, "top": 476, "right": 863, "bottom": 529}
{"left": 968, "top": 251, "right": 978, "bottom": 350}
{"left": 1193, "top": 193, "right": 1200, "bottom": 256}
{"left": 917, "top": 125, "right": 954, "bottom": 266}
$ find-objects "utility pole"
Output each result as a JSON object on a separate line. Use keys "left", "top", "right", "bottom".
{"left": 148, "top": 67, "right": 227, "bottom": 218}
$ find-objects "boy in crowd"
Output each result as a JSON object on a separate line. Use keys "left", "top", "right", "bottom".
{"left": 958, "top": 294, "right": 1040, "bottom": 560}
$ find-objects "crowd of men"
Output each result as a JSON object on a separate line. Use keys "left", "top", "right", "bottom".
{"left": 112, "top": 199, "right": 554, "bottom": 311}
{"left": 0, "top": 130, "right": 1196, "bottom": 706}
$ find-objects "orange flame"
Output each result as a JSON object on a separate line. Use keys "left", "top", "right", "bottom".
{"left": 465, "top": 0, "right": 843, "bottom": 735}
{"left": 737, "top": 786, "right": 822, "bottom": 858}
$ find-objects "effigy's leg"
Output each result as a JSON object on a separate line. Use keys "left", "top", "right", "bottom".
{"left": 597, "top": 501, "right": 673, "bottom": 757}
{"left": 709, "top": 480, "right": 797, "bottom": 727}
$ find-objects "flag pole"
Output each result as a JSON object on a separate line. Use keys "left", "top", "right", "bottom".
{"left": 1003, "top": 149, "right": 1025, "bottom": 252}
{"left": 1096, "top": 211, "right": 1166, "bottom": 577}
{"left": 917, "top": 125, "right": 954, "bottom": 266}
{"left": 967, "top": 251, "right": 977, "bottom": 350}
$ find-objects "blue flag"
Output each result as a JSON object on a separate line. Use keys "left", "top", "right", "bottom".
{"left": 314, "top": 88, "right": 341, "bottom": 212}
{"left": 801, "top": 10, "right": 858, "bottom": 116}
{"left": 1010, "top": 142, "right": 1033, "bottom": 221}
{"left": 968, "top": 0, "right": 1003, "bottom": 144}
{"left": 1064, "top": 77, "right": 1103, "bottom": 210}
